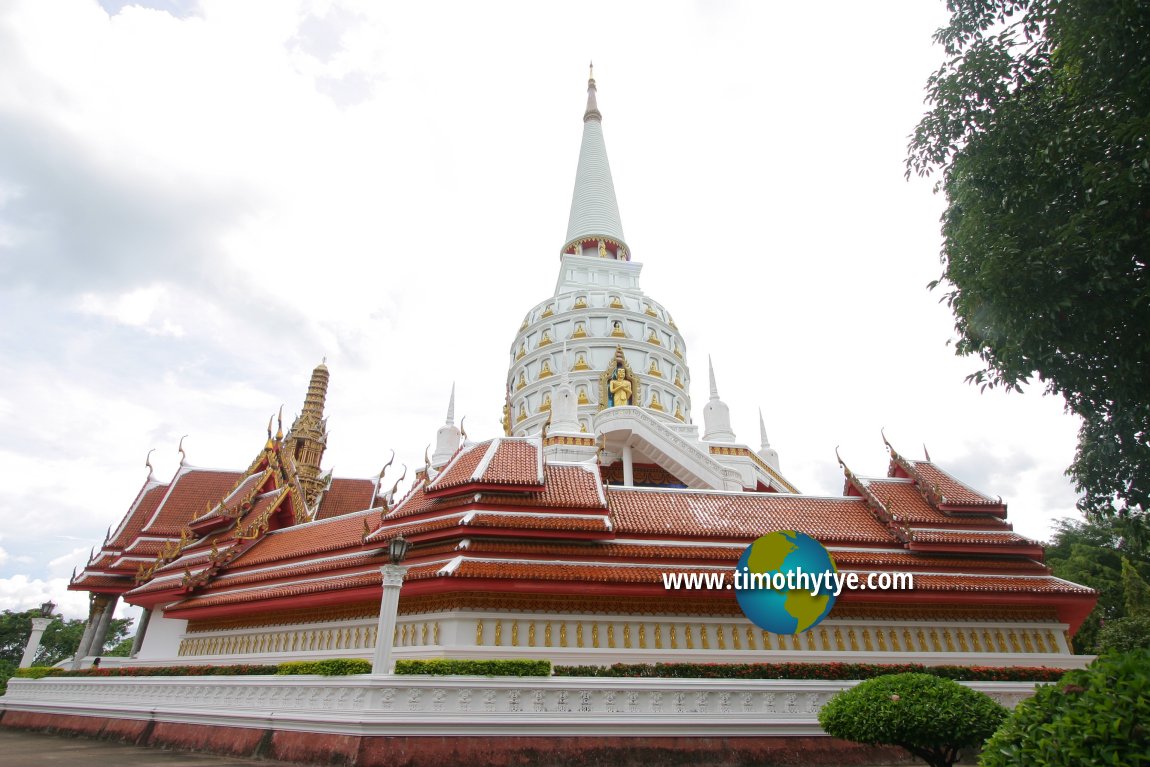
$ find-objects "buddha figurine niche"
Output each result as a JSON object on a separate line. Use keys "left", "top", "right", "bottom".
{"left": 539, "top": 330, "right": 553, "bottom": 346}
{"left": 674, "top": 403, "right": 684, "bottom": 421}
{"left": 516, "top": 371, "right": 527, "bottom": 390}
{"left": 539, "top": 393, "right": 552, "bottom": 412}
{"left": 610, "top": 321, "right": 626, "bottom": 338}
{"left": 516, "top": 343, "right": 526, "bottom": 360}
{"left": 516, "top": 404, "right": 527, "bottom": 422}
{"left": 572, "top": 322, "right": 588, "bottom": 339}
{"left": 609, "top": 368, "right": 633, "bottom": 407}
{"left": 598, "top": 240, "right": 607, "bottom": 258}
{"left": 644, "top": 303, "right": 657, "bottom": 317}
{"left": 648, "top": 358, "right": 662, "bottom": 377}
{"left": 573, "top": 353, "right": 590, "bottom": 371}
{"left": 541, "top": 304, "right": 554, "bottom": 318}
{"left": 647, "top": 328, "right": 662, "bottom": 346}
{"left": 674, "top": 371, "right": 683, "bottom": 388}
{"left": 539, "top": 359, "right": 553, "bottom": 378}
{"left": 649, "top": 391, "right": 665, "bottom": 411}
{"left": 577, "top": 387, "right": 589, "bottom": 405}
{"left": 610, "top": 295, "right": 624, "bottom": 309}
{"left": 573, "top": 296, "right": 588, "bottom": 309}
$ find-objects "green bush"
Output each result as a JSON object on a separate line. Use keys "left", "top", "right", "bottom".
{"left": 1095, "top": 615, "right": 1150, "bottom": 654}
{"left": 553, "top": 662, "right": 1067, "bottom": 682}
{"left": 275, "top": 659, "right": 372, "bottom": 675}
{"left": 13, "top": 666, "right": 63, "bottom": 679}
{"left": 394, "top": 659, "right": 551, "bottom": 676}
{"left": 0, "top": 659, "right": 15, "bottom": 694}
{"left": 818, "top": 673, "right": 1007, "bottom": 767}
{"left": 980, "top": 649, "right": 1150, "bottom": 766}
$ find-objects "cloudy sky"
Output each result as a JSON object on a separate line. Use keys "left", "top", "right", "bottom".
{"left": 0, "top": 0, "right": 1085, "bottom": 622}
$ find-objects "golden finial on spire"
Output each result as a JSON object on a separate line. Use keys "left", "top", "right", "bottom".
{"left": 275, "top": 405, "right": 284, "bottom": 441}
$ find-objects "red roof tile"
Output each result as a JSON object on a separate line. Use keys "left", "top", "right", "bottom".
{"left": 227, "top": 508, "right": 379, "bottom": 568}
{"left": 427, "top": 442, "right": 490, "bottom": 491}
{"left": 315, "top": 478, "right": 378, "bottom": 520}
{"left": 109, "top": 483, "right": 169, "bottom": 548}
{"left": 608, "top": 489, "right": 899, "bottom": 544}
{"left": 141, "top": 469, "right": 243, "bottom": 536}
{"left": 909, "top": 461, "right": 1000, "bottom": 506}
{"left": 864, "top": 480, "right": 1008, "bottom": 527}
{"left": 481, "top": 439, "right": 542, "bottom": 485}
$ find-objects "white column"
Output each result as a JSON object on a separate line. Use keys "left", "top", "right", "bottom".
{"left": 19, "top": 617, "right": 53, "bottom": 668}
{"left": 371, "top": 564, "right": 408, "bottom": 675}
{"left": 622, "top": 443, "right": 634, "bottom": 487}
{"left": 89, "top": 594, "right": 119, "bottom": 658}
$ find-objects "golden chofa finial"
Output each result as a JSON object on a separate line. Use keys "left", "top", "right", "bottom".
{"left": 275, "top": 405, "right": 284, "bottom": 441}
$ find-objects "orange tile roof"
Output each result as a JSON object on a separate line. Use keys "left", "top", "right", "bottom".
{"left": 908, "top": 529, "right": 1036, "bottom": 546}
{"left": 141, "top": 469, "right": 243, "bottom": 536}
{"left": 863, "top": 480, "right": 1008, "bottom": 527}
{"left": 227, "top": 508, "right": 379, "bottom": 568}
{"left": 464, "top": 512, "right": 611, "bottom": 533}
{"left": 109, "top": 484, "right": 169, "bottom": 548}
{"left": 481, "top": 440, "right": 542, "bottom": 485}
{"left": 426, "top": 442, "right": 489, "bottom": 491}
{"left": 315, "top": 478, "right": 378, "bottom": 520}
{"left": 608, "top": 489, "right": 899, "bottom": 544}
{"left": 909, "top": 460, "right": 1000, "bottom": 506}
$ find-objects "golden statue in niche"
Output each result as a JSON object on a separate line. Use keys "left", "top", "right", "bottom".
{"left": 539, "top": 359, "right": 553, "bottom": 378}
{"left": 573, "top": 296, "right": 588, "bottom": 309}
{"left": 648, "top": 358, "right": 662, "bottom": 377}
{"left": 517, "top": 404, "right": 527, "bottom": 422}
{"left": 645, "top": 302, "right": 657, "bottom": 317}
{"left": 572, "top": 322, "right": 588, "bottom": 339}
{"left": 539, "top": 393, "right": 552, "bottom": 412}
{"left": 649, "top": 391, "right": 664, "bottom": 411}
{"left": 573, "top": 353, "right": 590, "bottom": 371}
{"left": 674, "top": 370, "right": 683, "bottom": 388}
{"left": 516, "top": 343, "right": 526, "bottom": 360}
{"left": 610, "top": 320, "right": 626, "bottom": 338}
{"left": 577, "top": 387, "right": 589, "bottom": 404}
{"left": 539, "top": 330, "right": 553, "bottom": 346}
{"left": 542, "top": 304, "right": 554, "bottom": 318}
{"left": 647, "top": 328, "right": 662, "bottom": 346}
{"left": 674, "top": 403, "right": 684, "bottom": 421}
{"left": 598, "top": 240, "right": 607, "bottom": 258}
{"left": 599, "top": 346, "right": 638, "bottom": 410}
{"left": 610, "top": 369, "right": 632, "bottom": 406}
{"left": 610, "top": 295, "right": 624, "bottom": 309}
{"left": 516, "top": 371, "right": 527, "bottom": 390}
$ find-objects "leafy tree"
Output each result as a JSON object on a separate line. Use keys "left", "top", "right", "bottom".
{"left": 981, "top": 649, "right": 1150, "bottom": 766}
{"left": 1096, "top": 615, "right": 1150, "bottom": 654}
{"left": 818, "top": 672, "right": 1007, "bottom": 767}
{"left": 1044, "top": 517, "right": 1150, "bottom": 652}
{"left": 0, "top": 608, "right": 133, "bottom": 666}
{"left": 908, "top": 0, "right": 1150, "bottom": 519}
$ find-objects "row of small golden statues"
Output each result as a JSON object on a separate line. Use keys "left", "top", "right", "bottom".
{"left": 515, "top": 357, "right": 684, "bottom": 390}
{"left": 518, "top": 325, "right": 678, "bottom": 359}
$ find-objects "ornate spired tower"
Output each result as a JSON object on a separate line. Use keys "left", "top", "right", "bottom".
{"left": 287, "top": 361, "right": 330, "bottom": 508}
{"left": 507, "top": 70, "right": 693, "bottom": 438}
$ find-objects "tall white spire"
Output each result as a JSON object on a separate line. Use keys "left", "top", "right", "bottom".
{"left": 431, "top": 384, "right": 461, "bottom": 469}
{"left": 562, "top": 66, "right": 628, "bottom": 257}
{"left": 703, "top": 357, "right": 736, "bottom": 443}
{"left": 758, "top": 407, "right": 781, "bottom": 473}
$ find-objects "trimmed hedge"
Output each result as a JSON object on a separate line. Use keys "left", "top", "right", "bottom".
{"left": 394, "top": 659, "right": 552, "bottom": 677}
{"left": 276, "top": 659, "right": 372, "bottom": 676}
{"left": 553, "top": 662, "right": 1068, "bottom": 682}
{"left": 16, "top": 663, "right": 278, "bottom": 678}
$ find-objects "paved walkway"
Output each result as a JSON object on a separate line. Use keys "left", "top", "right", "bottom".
{"left": 0, "top": 729, "right": 298, "bottom": 766}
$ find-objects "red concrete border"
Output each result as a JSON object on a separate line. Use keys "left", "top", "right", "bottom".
{"left": 1, "top": 713, "right": 913, "bottom": 766}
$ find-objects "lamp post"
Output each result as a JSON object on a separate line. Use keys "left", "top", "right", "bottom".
{"left": 371, "top": 535, "right": 411, "bottom": 675}
{"left": 20, "top": 600, "right": 56, "bottom": 669}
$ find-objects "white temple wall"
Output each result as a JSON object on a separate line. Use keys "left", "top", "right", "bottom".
{"left": 129, "top": 609, "right": 1082, "bottom": 669}
{"left": 133, "top": 606, "right": 187, "bottom": 661}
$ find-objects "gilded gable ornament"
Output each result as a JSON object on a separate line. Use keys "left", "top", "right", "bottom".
{"left": 598, "top": 346, "right": 639, "bottom": 411}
